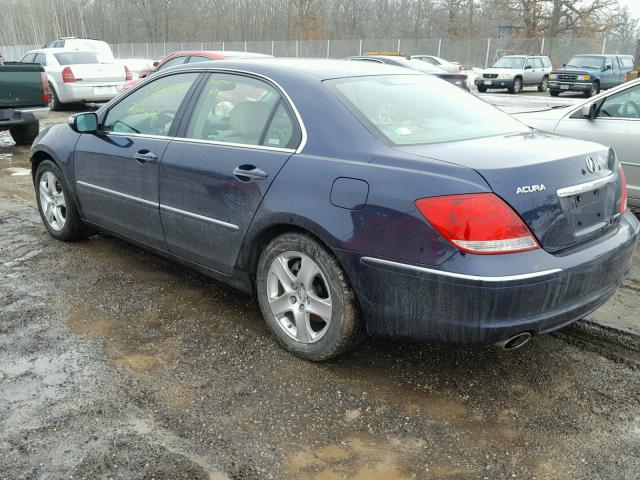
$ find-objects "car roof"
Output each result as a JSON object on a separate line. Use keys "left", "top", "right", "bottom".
{"left": 165, "top": 50, "right": 272, "bottom": 59}
{"left": 169, "top": 58, "right": 416, "bottom": 80}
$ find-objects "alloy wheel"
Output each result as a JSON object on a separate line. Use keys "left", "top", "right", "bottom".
{"left": 266, "top": 251, "right": 332, "bottom": 344}
{"left": 39, "top": 171, "right": 67, "bottom": 231}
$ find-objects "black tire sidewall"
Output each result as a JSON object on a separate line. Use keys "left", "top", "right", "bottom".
{"left": 256, "top": 233, "right": 360, "bottom": 361}
{"left": 35, "top": 160, "right": 80, "bottom": 241}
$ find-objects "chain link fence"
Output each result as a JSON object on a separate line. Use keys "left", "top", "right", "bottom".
{"left": 2, "top": 36, "right": 636, "bottom": 69}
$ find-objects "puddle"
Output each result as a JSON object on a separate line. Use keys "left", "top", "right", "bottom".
{"left": 0, "top": 153, "right": 13, "bottom": 160}
{"left": 6, "top": 167, "right": 31, "bottom": 176}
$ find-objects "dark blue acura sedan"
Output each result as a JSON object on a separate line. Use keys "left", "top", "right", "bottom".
{"left": 30, "top": 59, "right": 638, "bottom": 360}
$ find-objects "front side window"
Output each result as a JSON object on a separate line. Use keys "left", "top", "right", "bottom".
{"left": 184, "top": 73, "right": 298, "bottom": 148}
{"left": 418, "top": 57, "right": 438, "bottom": 65}
{"left": 328, "top": 75, "right": 528, "bottom": 146}
{"left": 103, "top": 73, "right": 199, "bottom": 136}
{"left": 598, "top": 85, "right": 640, "bottom": 119}
{"left": 525, "top": 58, "right": 535, "bottom": 69}
{"left": 159, "top": 56, "right": 188, "bottom": 70}
{"left": 21, "top": 53, "right": 36, "bottom": 63}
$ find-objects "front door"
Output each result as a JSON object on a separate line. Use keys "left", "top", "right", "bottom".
{"left": 74, "top": 72, "right": 201, "bottom": 249}
{"left": 159, "top": 72, "right": 303, "bottom": 274}
{"left": 557, "top": 83, "right": 640, "bottom": 204}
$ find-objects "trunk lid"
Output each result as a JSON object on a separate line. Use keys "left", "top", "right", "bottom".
{"left": 65, "top": 63, "right": 125, "bottom": 83}
{"left": 398, "top": 131, "right": 624, "bottom": 253}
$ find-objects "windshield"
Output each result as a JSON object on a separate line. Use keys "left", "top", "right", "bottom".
{"left": 54, "top": 52, "right": 98, "bottom": 65}
{"left": 328, "top": 75, "right": 527, "bottom": 146}
{"left": 398, "top": 58, "right": 448, "bottom": 74}
{"left": 492, "top": 56, "right": 526, "bottom": 69}
{"left": 566, "top": 55, "right": 604, "bottom": 69}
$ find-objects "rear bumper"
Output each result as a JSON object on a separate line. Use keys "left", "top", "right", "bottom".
{"left": 0, "top": 107, "right": 48, "bottom": 130}
{"left": 55, "top": 82, "right": 124, "bottom": 103}
{"left": 336, "top": 211, "right": 639, "bottom": 344}
{"left": 548, "top": 80, "right": 592, "bottom": 92}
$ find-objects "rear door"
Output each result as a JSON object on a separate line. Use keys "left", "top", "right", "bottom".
{"left": 159, "top": 72, "right": 303, "bottom": 274}
{"left": 74, "top": 72, "right": 201, "bottom": 249}
{"left": 555, "top": 83, "right": 640, "bottom": 204}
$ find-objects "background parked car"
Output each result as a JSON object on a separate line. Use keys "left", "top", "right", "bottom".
{"left": 549, "top": 54, "right": 635, "bottom": 98}
{"left": 44, "top": 37, "right": 115, "bottom": 63}
{"left": 410, "top": 54, "right": 462, "bottom": 73}
{"left": 516, "top": 78, "right": 640, "bottom": 208}
{"left": 21, "top": 49, "right": 130, "bottom": 110}
{"left": 122, "top": 50, "right": 274, "bottom": 91}
{"left": 347, "top": 55, "right": 469, "bottom": 90}
{"left": 0, "top": 61, "right": 49, "bottom": 144}
{"left": 475, "top": 55, "right": 552, "bottom": 94}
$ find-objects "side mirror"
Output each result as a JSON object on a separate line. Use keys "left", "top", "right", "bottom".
{"left": 72, "top": 112, "right": 99, "bottom": 133}
{"left": 153, "top": 61, "right": 160, "bottom": 67}
{"left": 581, "top": 103, "right": 597, "bottom": 120}
{"left": 605, "top": 64, "right": 612, "bottom": 71}
{"left": 525, "top": 65, "right": 532, "bottom": 70}
{"left": 562, "top": 63, "right": 566, "bottom": 67}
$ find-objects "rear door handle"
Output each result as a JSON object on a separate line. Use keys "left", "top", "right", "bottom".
{"left": 233, "top": 165, "right": 268, "bottom": 182}
{"left": 135, "top": 150, "right": 158, "bottom": 163}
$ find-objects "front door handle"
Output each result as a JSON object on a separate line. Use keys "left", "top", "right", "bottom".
{"left": 233, "top": 165, "right": 268, "bottom": 182}
{"left": 135, "top": 150, "right": 158, "bottom": 163}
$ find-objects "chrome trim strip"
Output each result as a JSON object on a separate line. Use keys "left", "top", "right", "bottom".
{"left": 105, "top": 131, "right": 174, "bottom": 141}
{"left": 76, "top": 180, "right": 157, "bottom": 207}
{"left": 160, "top": 204, "right": 239, "bottom": 231}
{"left": 361, "top": 256, "right": 562, "bottom": 282}
{"left": 171, "top": 137, "right": 295, "bottom": 154}
{"left": 556, "top": 173, "right": 616, "bottom": 198}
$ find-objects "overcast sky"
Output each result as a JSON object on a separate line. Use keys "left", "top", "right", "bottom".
{"left": 618, "top": 0, "right": 640, "bottom": 18}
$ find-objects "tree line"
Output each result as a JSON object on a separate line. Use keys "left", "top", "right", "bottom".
{"left": 0, "top": 0, "right": 637, "bottom": 46}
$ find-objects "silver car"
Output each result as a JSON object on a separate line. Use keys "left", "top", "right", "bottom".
{"left": 21, "top": 48, "right": 128, "bottom": 111}
{"left": 410, "top": 55, "right": 462, "bottom": 73}
{"left": 475, "top": 55, "right": 553, "bottom": 94}
{"left": 516, "top": 78, "right": 640, "bottom": 207}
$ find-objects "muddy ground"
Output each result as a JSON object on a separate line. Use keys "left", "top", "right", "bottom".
{"left": 1, "top": 111, "right": 639, "bottom": 480}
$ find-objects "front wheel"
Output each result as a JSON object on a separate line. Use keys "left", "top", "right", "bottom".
{"left": 509, "top": 77, "right": 522, "bottom": 94}
{"left": 549, "top": 90, "right": 560, "bottom": 97}
{"left": 35, "top": 160, "right": 87, "bottom": 241}
{"left": 584, "top": 82, "right": 600, "bottom": 98}
{"left": 477, "top": 85, "right": 488, "bottom": 93}
{"left": 256, "top": 233, "right": 365, "bottom": 361}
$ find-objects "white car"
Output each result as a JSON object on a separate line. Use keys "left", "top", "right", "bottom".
{"left": 45, "top": 37, "right": 115, "bottom": 63}
{"left": 515, "top": 78, "right": 640, "bottom": 207}
{"left": 410, "top": 55, "right": 462, "bottom": 73}
{"left": 21, "top": 49, "right": 129, "bottom": 111}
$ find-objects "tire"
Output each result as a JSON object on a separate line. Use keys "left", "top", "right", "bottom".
{"left": 508, "top": 77, "right": 522, "bottom": 94}
{"left": 549, "top": 90, "right": 560, "bottom": 97}
{"left": 10, "top": 122, "right": 39, "bottom": 145}
{"left": 477, "top": 85, "right": 487, "bottom": 93}
{"left": 48, "top": 83, "right": 63, "bottom": 111}
{"left": 256, "top": 232, "right": 366, "bottom": 361}
{"left": 537, "top": 77, "right": 549, "bottom": 92}
{"left": 35, "top": 160, "right": 88, "bottom": 241}
{"left": 584, "top": 82, "right": 600, "bottom": 98}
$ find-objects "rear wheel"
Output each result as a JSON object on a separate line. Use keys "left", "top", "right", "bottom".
{"left": 509, "top": 77, "right": 522, "bottom": 94}
{"left": 256, "top": 233, "right": 365, "bottom": 361}
{"left": 537, "top": 77, "right": 549, "bottom": 92}
{"left": 477, "top": 85, "right": 488, "bottom": 93}
{"left": 9, "top": 122, "right": 39, "bottom": 145}
{"left": 35, "top": 160, "right": 87, "bottom": 241}
{"left": 48, "top": 83, "right": 63, "bottom": 111}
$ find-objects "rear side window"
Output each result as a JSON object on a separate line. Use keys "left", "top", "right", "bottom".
{"left": 184, "top": 73, "right": 300, "bottom": 149}
{"left": 34, "top": 53, "right": 47, "bottom": 66}
{"left": 159, "top": 56, "right": 188, "bottom": 70}
{"left": 541, "top": 57, "right": 551, "bottom": 68}
{"left": 533, "top": 58, "right": 543, "bottom": 68}
{"left": 620, "top": 57, "right": 634, "bottom": 68}
{"left": 103, "top": 73, "right": 199, "bottom": 136}
{"left": 187, "top": 56, "right": 211, "bottom": 64}
{"left": 54, "top": 52, "right": 97, "bottom": 65}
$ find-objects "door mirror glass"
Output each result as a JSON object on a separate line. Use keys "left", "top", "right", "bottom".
{"left": 73, "top": 112, "right": 99, "bottom": 133}
{"left": 153, "top": 61, "right": 159, "bottom": 67}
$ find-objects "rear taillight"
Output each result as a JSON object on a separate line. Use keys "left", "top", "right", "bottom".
{"left": 62, "top": 66, "right": 75, "bottom": 83}
{"left": 125, "top": 65, "right": 132, "bottom": 81}
{"left": 40, "top": 72, "right": 49, "bottom": 104}
{"left": 620, "top": 167, "right": 627, "bottom": 213}
{"left": 415, "top": 193, "right": 539, "bottom": 255}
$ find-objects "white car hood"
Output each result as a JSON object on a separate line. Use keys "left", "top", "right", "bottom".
{"left": 513, "top": 107, "right": 570, "bottom": 131}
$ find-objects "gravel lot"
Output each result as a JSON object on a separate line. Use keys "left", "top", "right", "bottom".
{"left": 1, "top": 109, "right": 639, "bottom": 480}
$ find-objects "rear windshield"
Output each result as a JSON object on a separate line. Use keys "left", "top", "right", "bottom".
{"left": 54, "top": 52, "right": 99, "bottom": 65}
{"left": 327, "top": 75, "right": 527, "bottom": 146}
{"left": 492, "top": 56, "right": 526, "bottom": 69}
{"left": 566, "top": 56, "right": 604, "bottom": 69}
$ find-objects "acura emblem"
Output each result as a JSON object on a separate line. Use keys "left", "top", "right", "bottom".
{"left": 586, "top": 157, "right": 596, "bottom": 173}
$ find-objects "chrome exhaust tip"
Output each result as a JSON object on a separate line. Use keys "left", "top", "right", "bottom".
{"left": 495, "top": 332, "right": 532, "bottom": 351}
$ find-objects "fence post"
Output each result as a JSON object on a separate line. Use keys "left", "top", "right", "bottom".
{"left": 485, "top": 38, "right": 491, "bottom": 68}
{"left": 146, "top": 43, "right": 149, "bottom": 58}
{"left": 397, "top": 38, "right": 401, "bottom": 53}
{"left": 163, "top": 42, "right": 166, "bottom": 56}
{"left": 244, "top": 41, "right": 247, "bottom": 52}
{"left": 222, "top": 41, "right": 225, "bottom": 51}
{"left": 296, "top": 40, "right": 299, "bottom": 57}
{"left": 540, "top": 37, "right": 545, "bottom": 55}
{"left": 117, "top": 44, "right": 120, "bottom": 58}
{"left": 131, "top": 43, "right": 133, "bottom": 57}
{"left": 327, "top": 39, "right": 330, "bottom": 58}
{"left": 201, "top": 42, "right": 204, "bottom": 50}
{"left": 271, "top": 41, "right": 274, "bottom": 56}
{"left": 437, "top": 38, "right": 441, "bottom": 57}
{"left": 602, "top": 35, "right": 607, "bottom": 54}
{"left": 359, "top": 39, "right": 363, "bottom": 55}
